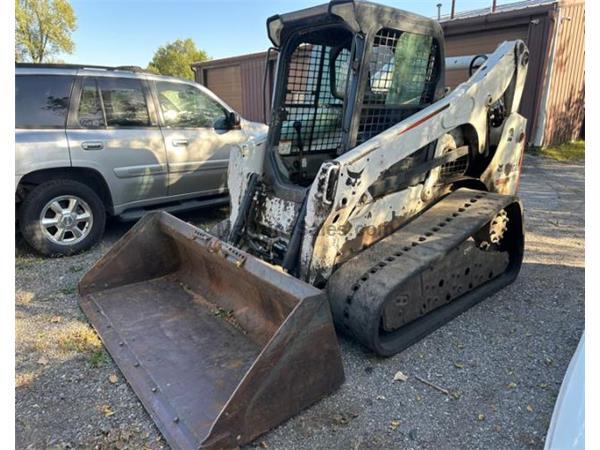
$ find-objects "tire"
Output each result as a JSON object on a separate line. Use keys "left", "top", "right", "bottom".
{"left": 19, "top": 179, "right": 106, "bottom": 257}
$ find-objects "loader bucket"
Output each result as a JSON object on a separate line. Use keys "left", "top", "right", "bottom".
{"left": 78, "top": 212, "right": 344, "bottom": 450}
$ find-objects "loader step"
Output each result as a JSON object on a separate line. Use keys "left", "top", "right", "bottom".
{"left": 328, "top": 188, "right": 523, "bottom": 356}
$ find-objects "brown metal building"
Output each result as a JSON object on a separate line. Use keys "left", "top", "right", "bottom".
{"left": 192, "top": 0, "right": 584, "bottom": 147}
{"left": 192, "top": 51, "right": 277, "bottom": 125}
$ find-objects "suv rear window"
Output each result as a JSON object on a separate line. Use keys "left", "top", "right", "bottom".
{"left": 16, "top": 75, "right": 74, "bottom": 128}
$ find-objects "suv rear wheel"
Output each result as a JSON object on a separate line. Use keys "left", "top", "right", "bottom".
{"left": 19, "top": 179, "right": 106, "bottom": 256}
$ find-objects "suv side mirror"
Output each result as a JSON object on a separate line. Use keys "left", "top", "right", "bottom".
{"left": 228, "top": 111, "right": 241, "bottom": 129}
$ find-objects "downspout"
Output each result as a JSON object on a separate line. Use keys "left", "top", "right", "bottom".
{"left": 191, "top": 64, "right": 204, "bottom": 84}
{"left": 532, "top": 5, "right": 561, "bottom": 147}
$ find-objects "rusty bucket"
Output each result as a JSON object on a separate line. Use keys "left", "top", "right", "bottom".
{"left": 79, "top": 212, "right": 344, "bottom": 449}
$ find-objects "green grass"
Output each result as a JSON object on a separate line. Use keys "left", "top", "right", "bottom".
{"left": 15, "top": 258, "right": 34, "bottom": 271}
{"left": 58, "top": 324, "right": 102, "bottom": 353}
{"left": 89, "top": 350, "right": 110, "bottom": 368}
{"left": 532, "top": 140, "right": 585, "bottom": 162}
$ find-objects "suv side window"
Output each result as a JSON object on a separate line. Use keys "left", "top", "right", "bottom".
{"left": 156, "top": 81, "right": 228, "bottom": 129}
{"left": 16, "top": 75, "right": 74, "bottom": 129}
{"left": 77, "top": 77, "right": 150, "bottom": 128}
{"left": 78, "top": 78, "right": 104, "bottom": 128}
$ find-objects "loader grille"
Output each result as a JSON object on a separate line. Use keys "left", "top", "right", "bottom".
{"left": 277, "top": 43, "right": 351, "bottom": 155}
{"left": 357, "top": 28, "right": 440, "bottom": 145}
{"left": 440, "top": 151, "right": 469, "bottom": 179}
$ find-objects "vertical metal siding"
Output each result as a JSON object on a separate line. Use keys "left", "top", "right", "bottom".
{"left": 442, "top": 8, "right": 555, "bottom": 143}
{"left": 444, "top": 25, "right": 530, "bottom": 89}
{"left": 194, "top": 52, "right": 274, "bottom": 124}
{"left": 543, "top": 0, "right": 585, "bottom": 145}
{"left": 204, "top": 65, "right": 243, "bottom": 112}
{"left": 240, "top": 55, "right": 274, "bottom": 123}
{"left": 520, "top": 9, "right": 555, "bottom": 141}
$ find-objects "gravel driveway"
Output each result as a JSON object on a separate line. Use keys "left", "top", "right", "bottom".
{"left": 15, "top": 154, "right": 584, "bottom": 449}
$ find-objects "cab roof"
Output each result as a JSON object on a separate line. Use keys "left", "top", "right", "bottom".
{"left": 267, "top": 0, "right": 443, "bottom": 48}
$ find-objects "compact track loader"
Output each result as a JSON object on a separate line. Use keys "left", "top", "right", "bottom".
{"left": 79, "top": 1, "right": 528, "bottom": 448}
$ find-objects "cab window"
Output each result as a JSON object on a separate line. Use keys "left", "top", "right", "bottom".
{"left": 367, "top": 29, "right": 438, "bottom": 105}
{"left": 357, "top": 28, "right": 440, "bottom": 144}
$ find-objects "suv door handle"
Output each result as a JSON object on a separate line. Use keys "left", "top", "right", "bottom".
{"left": 81, "top": 141, "right": 104, "bottom": 151}
{"left": 172, "top": 139, "right": 189, "bottom": 147}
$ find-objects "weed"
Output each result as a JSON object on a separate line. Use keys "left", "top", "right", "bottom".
{"left": 69, "top": 265, "right": 85, "bottom": 273}
{"left": 58, "top": 324, "right": 101, "bottom": 353}
{"left": 58, "top": 286, "right": 78, "bottom": 296}
{"left": 16, "top": 262, "right": 32, "bottom": 271}
{"left": 89, "top": 350, "right": 110, "bottom": 368}
{"left": 16, "top": 372, "right": 36, "bottom": 389}
{"left": 16, "top": 291, "right": 35, "bottom": 305}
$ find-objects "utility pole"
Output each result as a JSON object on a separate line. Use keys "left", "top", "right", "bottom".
{"left": 491, "top": 0, "right": 497, "bottom": 13}
{"left": 437, "top": 3, "right": 442, "bottom": 20}
{"left": 451, "top": 0, "right": 456, "bottom": 19}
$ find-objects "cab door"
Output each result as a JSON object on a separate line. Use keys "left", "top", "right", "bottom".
{"left": 67, "top": 75, "right": 168, "bottom": 208}
{"left": 153, "top": 80, "right": 245, "bottom": 197}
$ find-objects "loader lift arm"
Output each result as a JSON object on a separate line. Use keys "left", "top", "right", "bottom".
{"left": 301, "top": 39, "right": 529, "bottom": 283}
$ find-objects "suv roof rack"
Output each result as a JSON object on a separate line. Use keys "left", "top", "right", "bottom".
{"left": 15, "top": 63, "right": 148, "bottom": 73}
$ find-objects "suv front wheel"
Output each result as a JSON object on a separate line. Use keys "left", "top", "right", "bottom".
{"left": 19, "top": 179, "right": 106, "bottom": 256}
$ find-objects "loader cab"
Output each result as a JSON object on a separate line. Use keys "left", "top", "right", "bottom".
{"left": 265, "top": 1, "right": 445, "bottom": 190}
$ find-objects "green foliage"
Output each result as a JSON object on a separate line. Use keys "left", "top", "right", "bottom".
{"left": 16, "top": 0, "right": 77, "bottom": 63}
{"left": 89, "top": 350, "right": 110, "bottom": 368}
{"left": 531, "top": 140, "right": 585, "bottom": 162}
{"left": 147, "top": 38, "right": 209, "bottom": 80}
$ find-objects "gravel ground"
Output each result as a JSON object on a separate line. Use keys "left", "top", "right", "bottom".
{"left": 15, "top": 154, "right": 584, "bottom": 450}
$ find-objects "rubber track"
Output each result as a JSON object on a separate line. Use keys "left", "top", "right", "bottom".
{"left": 327, "top": 188, "right": 523, "bottom": 356}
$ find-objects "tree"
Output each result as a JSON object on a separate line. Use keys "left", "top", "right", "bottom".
{"left": 15, "top": 0, "right": 77, "bottom": 63}
{"left": 147, "top": 38, "right": 209, "bottom": 80}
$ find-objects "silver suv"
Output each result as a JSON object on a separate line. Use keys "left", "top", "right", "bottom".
{"left": 15, "top": 63, "right": 267, "bottom": 256}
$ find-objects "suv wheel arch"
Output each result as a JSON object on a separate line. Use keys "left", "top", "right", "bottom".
{"left": 16, "top": 167, "right": 113, "bottom": 213}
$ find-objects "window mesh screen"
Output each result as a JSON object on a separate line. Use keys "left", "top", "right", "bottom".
{"left": 277, "top": 44, "right": 350, "bottom": 154}
{"left": 357, "top": 29, "right": 438, "bottom": 145}
{"left": 440, "top": 149, "right": 469, "bottom": 178}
